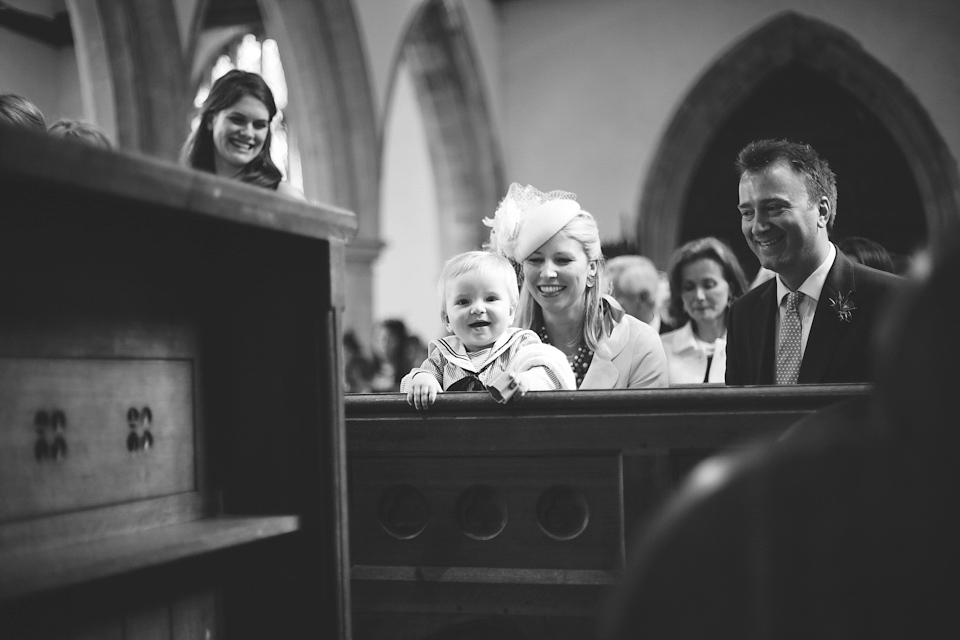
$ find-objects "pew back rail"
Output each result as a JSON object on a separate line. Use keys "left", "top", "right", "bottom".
{"left": 347, "top": 385, "right": 869, "bottom": 640}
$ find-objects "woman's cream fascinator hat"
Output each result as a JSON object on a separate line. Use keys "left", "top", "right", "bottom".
{"left": 484, "top": 183, "right": 580, "bottom": 263}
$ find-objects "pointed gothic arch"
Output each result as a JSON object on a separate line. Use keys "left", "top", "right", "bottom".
{"left": 638, "top": 11, "right": 960, "bottom": 268}
{"left": 68, "top": 0, "right": 190, "bottom": 158}
{"left": 388, "top": 0, "right": 504, "bottom": 255}
{"left": 253, "top": 0, "right": 381, "bottom": 343}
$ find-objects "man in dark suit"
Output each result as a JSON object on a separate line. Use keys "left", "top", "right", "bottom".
{"left": 725, "top": 139, "right": 901, "bottom": 385}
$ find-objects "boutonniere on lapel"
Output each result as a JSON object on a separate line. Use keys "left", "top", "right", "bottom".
{"left": 829, "top": 291, "right": 856, "bottom": 322}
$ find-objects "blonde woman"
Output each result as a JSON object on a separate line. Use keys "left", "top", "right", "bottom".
{"left": 486, "top": 184, "right": 667, "bottom": 389}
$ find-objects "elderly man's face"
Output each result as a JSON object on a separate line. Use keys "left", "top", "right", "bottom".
{"left": 615, "top": 267, "right": 660, "bottom": 323}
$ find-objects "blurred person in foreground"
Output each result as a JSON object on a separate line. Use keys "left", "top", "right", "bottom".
{"left": 600, "top": 231, "right": 960, "bottom": 640}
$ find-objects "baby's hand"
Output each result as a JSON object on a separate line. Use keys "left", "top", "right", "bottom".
{"left": 504, "top": 371, "right": 533, "bottom": 402}
{"left": 407, "top": 373, "right": 441, "bottom": 410}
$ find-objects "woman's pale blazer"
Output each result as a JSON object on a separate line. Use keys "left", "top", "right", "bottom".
{"left": 580, "top": 300, "right": 668, "bottom": 389}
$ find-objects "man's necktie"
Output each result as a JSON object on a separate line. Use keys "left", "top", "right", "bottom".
{"left": 776, "top": 291, "right": 804, "bottom": 385}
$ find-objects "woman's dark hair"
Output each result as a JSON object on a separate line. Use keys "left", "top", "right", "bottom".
{"left": 667, "top": 237, "right": 749, "bottom": 326}
{"left": 180, "top": 70, "right": 283, "bottom": 190}
{"left": 0, "top": 93, "right": 45, "bottom": 132}
{"left": 837, "top": 236, "right": 896, "bottom": 274}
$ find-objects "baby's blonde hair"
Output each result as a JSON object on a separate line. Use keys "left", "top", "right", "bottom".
{"left": 438, "top": 251, "right": 520, "bottom": 322}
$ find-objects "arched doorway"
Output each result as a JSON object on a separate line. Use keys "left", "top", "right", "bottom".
{"left": 396, "top": 0, "right": 504, "bottom": 255}
{"left": 376, "top": 0, "right": 504, "bottom": 342}
{"left": 682, "top": 63, "right": 925, "bottom": 278}
{"left": 68, "top": 0, "right": 189, "bottom": 158}
{"left": 639, "top": 11, "right": 960, "bottom": 270}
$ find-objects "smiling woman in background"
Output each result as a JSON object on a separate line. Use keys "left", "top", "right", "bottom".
{"left": 180, "top": 69, "right": 302, "bottom": 198}
{"left": 660, "top": 237, "right": 748, "bottom": 384}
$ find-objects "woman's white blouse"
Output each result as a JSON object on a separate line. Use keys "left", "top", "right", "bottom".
{"left": 660, "top": 322, "right": 727, "bottom": 385}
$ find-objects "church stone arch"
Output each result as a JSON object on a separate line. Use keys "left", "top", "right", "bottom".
{"left": 638, "top": 11, "right": 960, "bottom": 268}
{"left": 254, "top": 0, "right": 381, "bottom": 342}
{"left": 256, "top": 0, "right": 379, "bottom": 222}
{"left": 67, "top": 0, "right": 191, "bottom": 159}
{"left": 390, "top": 0, "right": 504, "bottom": 255}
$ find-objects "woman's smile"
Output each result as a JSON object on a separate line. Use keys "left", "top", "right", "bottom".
{"left": 228, "top": 136, "right": 256, "bottom": 152}
{"left": 211, "top": 95, "right": 270, "bottom": 173}
{"left": 538, "top": 284, "right": 565, "bottom": 295}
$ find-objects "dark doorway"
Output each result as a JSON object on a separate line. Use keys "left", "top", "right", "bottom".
{"left": 680, "top": 63, "right": 926, "bottom": 279}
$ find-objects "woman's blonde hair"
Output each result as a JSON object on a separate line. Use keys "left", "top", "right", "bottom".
{"left": 515, "top": 212, "right": 607, "bottom": 352}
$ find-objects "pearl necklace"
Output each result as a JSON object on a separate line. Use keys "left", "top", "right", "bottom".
{"left": 537, "top": 325, "right": 593, "bottom": 388}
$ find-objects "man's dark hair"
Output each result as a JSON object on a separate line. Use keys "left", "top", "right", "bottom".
{"left": 736, "top": 139, "right": 838, "bottom": 231}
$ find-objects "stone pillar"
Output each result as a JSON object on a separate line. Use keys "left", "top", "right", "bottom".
{"left": 258, "top": 0, "right": 382, "bottom": 350}
{"left": 67, "top": 0, "right": 191, "bottom": 159}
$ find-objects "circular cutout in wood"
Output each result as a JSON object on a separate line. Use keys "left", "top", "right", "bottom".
{"left": 536, "top": 485, "right": 589, "bottom": 540}
{"left": 377, "top": 484, "right": 428, "bottom": 540}
{"left": 455, "top": 485, "right": 507, "bottom": 540}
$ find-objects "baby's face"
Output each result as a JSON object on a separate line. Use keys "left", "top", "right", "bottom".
{"left": 443, "top": 270, "right": 516, "bottom": 351}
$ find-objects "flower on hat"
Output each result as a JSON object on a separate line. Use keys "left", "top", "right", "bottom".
{"left": 483, "top": 188, "right": 524, "bottom": 262}
{"left": 483, "top": 183, "right": 578, "bottom": 262}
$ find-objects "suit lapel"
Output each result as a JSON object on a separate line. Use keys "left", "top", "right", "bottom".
{"left": 580, "top": 356, "right": 619, "bottom": 388}
{"left": 755, "top": 282, "right": 778, "bottom": 384}
{"left": 799, "top": 250, "right": 855, "bottom": 383}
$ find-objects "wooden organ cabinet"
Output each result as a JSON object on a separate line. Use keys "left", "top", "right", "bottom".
{"left": 0, "top": 126, "right": 355, "bottom": 639}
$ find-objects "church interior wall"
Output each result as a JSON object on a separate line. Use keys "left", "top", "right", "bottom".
{"left": 54, "top": 44, "right": 82, "bottom": 122}
{"left": 171, "top": 0, "right": 199, "bottom": 52}
{"left": 355, "top": 0, "right": 504, "bottom": 344}
{"left": 498, "top": 0, "right": 960, "bottom": 245}
{"left": 0, "top": 21, "right": 67, "bottom": 122}
{"left": 353, "top": 0, "right": 424, "bottom": 116}
{"left": 376, "top": 63, "right": 445, "bottom": 342}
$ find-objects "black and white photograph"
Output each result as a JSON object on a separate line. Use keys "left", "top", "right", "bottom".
{"left": 2, "top": 0, "right": 959, "bottom": 638}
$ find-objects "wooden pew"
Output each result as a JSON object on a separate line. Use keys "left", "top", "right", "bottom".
{"left": 346, "top": 385, "right": 869, "bottom": 640}
{"left": 0, "top": 125, "right": 355, "bottom": 639}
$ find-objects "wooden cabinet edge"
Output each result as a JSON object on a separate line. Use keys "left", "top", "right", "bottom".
{"left": 0, "top": 514, "right": 300, "bottom": 601}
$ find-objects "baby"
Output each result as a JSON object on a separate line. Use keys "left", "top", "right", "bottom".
{"left": 401, "top": 250, "right": 573, "bottom": 409}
